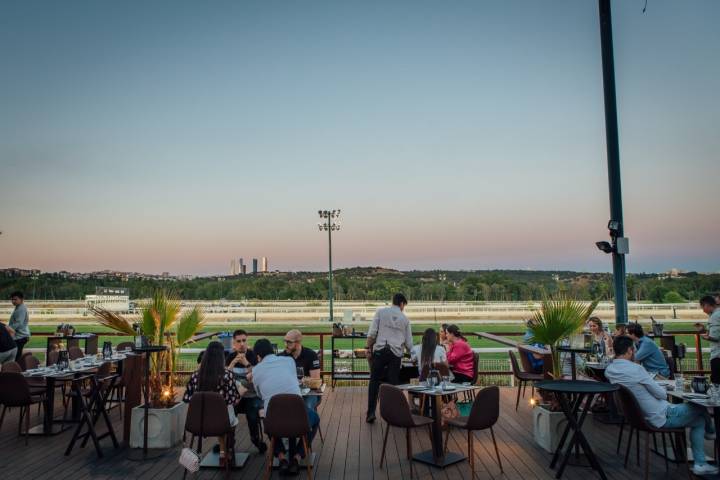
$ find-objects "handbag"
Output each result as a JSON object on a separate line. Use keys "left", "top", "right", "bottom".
{"left": 441, "top": 399, "right": 460, "bottom": 427}
{"left": 179, "top": 446, "right": 200, "bottom": 473}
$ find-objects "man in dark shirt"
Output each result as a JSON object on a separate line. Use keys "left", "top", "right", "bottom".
{"left": 227, "top": 329, "right": 265, "bottom": 453}
{"left": 280, "top": 329, "right": 321, "bottom": 409}
{"left": 226, "top": 329, "right": 258, "bottom": 368}
{"left": 0, "top": 321, "right": 17, "bottom": 365}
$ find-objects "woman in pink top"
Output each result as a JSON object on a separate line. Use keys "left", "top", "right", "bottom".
{"left": 446, "top": 324, "right": 475, "bottom": 383}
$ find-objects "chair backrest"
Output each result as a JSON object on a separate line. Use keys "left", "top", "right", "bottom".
{"left": 185, "top": 392, "right": 232, "bottom": 437}
{"left": 264, "top": 394, "right": 311, "bottom": 437}
{"left": 471, "top": 352, "right": 480, "bottom": 384}
{"left": 712, "top": 358, "right": 720, "bottom": 385}
{"left": 616, "top": 385, "right": 652, "bottom": 431}
{"left": 419, "top": 362, "right": 451, "bottom": 381}
{"left": 379, "top": 384, "right": 415, "bottom": 428}
{"left": 116, "top": 341, "right": 134, "bottom": 352}
{"left": 47, "top": 350, "right": 59, "bottom": 366}
{"left": 1, "top": 361, "right": 22, "bottom": 373}
{"left": 467, "top": 386, "right": 500, "bottom": 430}
{"left": 662, "top": 351, "right": 676, "bottom": 380}
{"left": 69, "top": 346, "right": 85, "bottom": 360}
{"left": 21, "top": 354, "right": 40, "bottom": 371}
{"left": 508, "top": 351, "right": 522, "bottom": 378}
{"left": 0, "top": 372, "right": 32, "bottom": 406}
{"left": 517, "top": 348, "right": 535, "bottom": 373}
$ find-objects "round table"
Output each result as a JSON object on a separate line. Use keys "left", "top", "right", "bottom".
{"left": 536, "top": 380, "right": 619, "bottom": 480}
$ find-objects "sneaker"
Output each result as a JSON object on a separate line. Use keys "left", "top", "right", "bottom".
{"left": 366, "top": 413, "right": 376, "bottom": 424}
{"left": 692, "top": 463, "right": 719, "bottom": 475}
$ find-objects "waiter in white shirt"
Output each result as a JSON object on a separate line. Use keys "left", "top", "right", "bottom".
{"left": 365, "top": 293, "right": 413, "bottom": 423}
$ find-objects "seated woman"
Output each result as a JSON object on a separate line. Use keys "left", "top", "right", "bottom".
{"left": 439, "top": 323, "right": 450, "bottom": 350}
{"left": 588, "top": 316, "right": 613, "bottom": 357}
{"left": 183, "top": 341, "right": 241, "bottom": 464}
{"left": 445, "top": 324, "right": 475, "bottom": 383}
{"left": 410, "top": 328, "right": 449, "bottom": 380}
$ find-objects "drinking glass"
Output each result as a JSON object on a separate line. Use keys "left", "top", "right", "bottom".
{"left": 296, "top": 367, "right": 304, "bottom": 380}
{"left": 675, "top": 374, "right": 684, "bottom": 393}
{"left": 441, "top": 376, "right": 450, "bottom": 390}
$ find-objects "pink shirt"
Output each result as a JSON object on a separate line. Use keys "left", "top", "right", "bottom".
{"left": 447, "top": 339, "right": 474, "bottom": 378}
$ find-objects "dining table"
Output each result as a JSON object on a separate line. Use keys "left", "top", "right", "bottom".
{"left": 397, "top": 382, "right": 478, "bottom": 468}
{"left": 22, "top": 352, "right": 127, "bottom": 435}
{"left": 665, "top": 385, "right": 720, "bottom": 463}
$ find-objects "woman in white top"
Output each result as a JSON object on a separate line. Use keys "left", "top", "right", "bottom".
{"left": 410, "top": 328, "right": 449, "bottom": 379}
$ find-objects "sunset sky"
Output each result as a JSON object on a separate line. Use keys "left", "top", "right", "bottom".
{"left": 1, "top": 1, "right": 718, "bottom": 275}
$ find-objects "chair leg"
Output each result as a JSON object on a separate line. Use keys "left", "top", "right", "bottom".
{"left": 264, "top": 437, "right": 275, "bottom": 480}
{"left": 661, "top": 432, "right": 668, "bottom": 472}
{"left": 317, "top": 423, "right": 324, "bottom": 443}
{"left": 490, "top": 427, "right": 503, "bottom": 473}
{"left": 624, "top": 426, "right": 633, "bottom": 468}
{"left": 444, "top": 426, "right": 450, "bottom": 454}
{"left": 302, "top": 435, "right": 313, "bottom": 479}
{"left": 616, "top": 419, "right": 625, "bottom": 454}
{"left": 644, "top": 431, "right": 650, "bottom": 480}
{"left": 25, "top": 404, "right": 30, "bottom": 446}
{"left": 515, "top": 381, "right": 522, "bottom": 411}
{"left": 406, "top": 428, "right": 414, "bottom": 478}
{"left": 379, "top": 425, "right": 390, "bottom": 468}
{"left": 635, "top": 428, "right": 640, "bottom": 466}
{"left": 18, "top": 406, "right": 25, "bottom": 437}
{"left": 0, "top": 405, "right": 7, "bottom": 432}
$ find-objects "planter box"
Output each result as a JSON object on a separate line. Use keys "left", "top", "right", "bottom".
{"left": 129, "top": 401, "right": 187, "bottom": 449}
{"left": 532, "top": 404, "right": 568, "bottom": 453}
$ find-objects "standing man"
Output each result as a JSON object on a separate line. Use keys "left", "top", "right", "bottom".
{"left": 700, "top": 296, "right": 720, "bottom": 383}
{"left": 9, "top": 291, "right": 30, "bottom": 361}
{"left": 365, "top": 293, "right": 413, "bottom": 424}
{"left": 279, "top": 329, "right": 321, "bottom": 409}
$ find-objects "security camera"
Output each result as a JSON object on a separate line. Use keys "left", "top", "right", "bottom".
{"left": 596, "top": 241, "right": 614, "bottom": 254}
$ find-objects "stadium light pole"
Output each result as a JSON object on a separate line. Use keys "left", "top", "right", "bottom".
{"left": 317, "top": 210, "right": 341, "bottom": 323}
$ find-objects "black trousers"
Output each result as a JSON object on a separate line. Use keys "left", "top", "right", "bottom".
{"left": 14, "top": 337, "right": 29, "bottom": 362}
{"left": 367, "top": 348, "right": 401, "bottom": 415}
{"left": 452, "top": 372, "right": 473, "bottom": 384}
{"left": 235, "top": 396, "right": 262, "bottom": 443}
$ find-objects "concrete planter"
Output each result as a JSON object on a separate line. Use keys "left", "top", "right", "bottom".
{"left": 532, "top": 404, "right": 568, "bottom": 453}
{"left": 129, "top": 401, "right": 187, "bottom": 449}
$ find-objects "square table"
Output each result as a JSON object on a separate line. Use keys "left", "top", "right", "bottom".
{"left": 397, "top": 383, "right": 478, "bottom": 468}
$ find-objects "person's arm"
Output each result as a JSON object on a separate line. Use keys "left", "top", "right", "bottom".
{"left": 446, "top": 343, "right": 458, "bottom": 367}
{"left": 309, "top": 350, "right": 321, "bottom": 379}
{"left": 404, "top": 322, "right": 413, "bottom": 355}
{"left": 366, "top": 312, "right": 380, "bottom": 351}
{"left": 634, "top": 339, "right": 652, "bottom": 362}
{"left": 639, "top": 372, "right": 667, "bottom": 400}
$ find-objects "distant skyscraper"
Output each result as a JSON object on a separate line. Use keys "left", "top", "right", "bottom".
{"left": 229, "top": 259, "right": 238, "bottom": 276}
{"left": 239, "top": 258, "right": 245, "bottom": 275}
{"left": 241, "top": 264, "right": 247, "bottom": 275}
{"left": 261, "top": 257, "right": 268, "bottom": 273}
{"left": 252, "top": 258, "right": 258, "bottom": 275}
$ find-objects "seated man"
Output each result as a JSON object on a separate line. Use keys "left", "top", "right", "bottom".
{"left": 225, "top": 329, "right": 265, "bottom": 453}
{"left": 627, "top": 323, "right": 671, "bottom": 378}
{"left": 605, "top": 336, "right": 717, "bottom": 476}
{"left": 279, "top": 329, "right": 321, "bottom": 410}
{"left": 252, "top": 338, "right": 320, "bottom": 476}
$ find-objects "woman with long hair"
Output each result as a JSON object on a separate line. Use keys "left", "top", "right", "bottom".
{"left": 183, "top": 341, "right": 241, "bottom": 463}
{"left": 410, "top": 328, "right": 448, "bottom": 379}
{"left": 588, "top": 316, "right": 613, "bottom": 356}
{"left": 446, "top": 324, "right": 475, "bottom": 383}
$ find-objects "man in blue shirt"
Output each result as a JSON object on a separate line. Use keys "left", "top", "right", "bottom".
{"left": 627, "top": 323, "right": 670, "bottom": 378}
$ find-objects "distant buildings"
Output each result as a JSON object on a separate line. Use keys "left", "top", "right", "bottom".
{"left": 252, "top": 258, "right": 258, "bottom": 275}
{"left": 228, "top": 256, "right": 268, "bottom": 276}
{"left": 261, "top": 257, "right": 268, "bottom": 273}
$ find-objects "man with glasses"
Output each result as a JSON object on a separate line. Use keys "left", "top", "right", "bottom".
{"left": 280, "top": 329, "right": 321, "bottom": 409}
{"left": 226, "top": 329, "right": 265, "bottom": 453}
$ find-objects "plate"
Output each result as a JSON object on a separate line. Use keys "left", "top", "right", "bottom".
{"left": 684, "top": 393, "right": 710, "bottom": 399}
{"left": 442, "top": 385, "right": 457, "bottom": 391}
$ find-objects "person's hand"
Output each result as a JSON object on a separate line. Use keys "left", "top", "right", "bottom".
{"left": 702, "top": 333, "right": 710, "bottom": 340}
{"left": 246, "top": 371, "right": 253, "bottom": 383}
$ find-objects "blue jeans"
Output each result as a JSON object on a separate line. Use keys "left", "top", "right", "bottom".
{"left": 272, "top": 407, "right": 320, "bottom": 458}
{"left": 304, "top": 395, "right": 319, "bottom": 411}
{"left": 663, "top": 403, "right": 714, "bottom": 464}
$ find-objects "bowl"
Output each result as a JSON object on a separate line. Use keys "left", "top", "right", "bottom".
{"left": 303, "top": 377, "right": 323, "bottom": 389}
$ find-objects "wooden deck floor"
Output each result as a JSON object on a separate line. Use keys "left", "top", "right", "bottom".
{"left": 0, "top": 386, "right": 696, "bottom": 479}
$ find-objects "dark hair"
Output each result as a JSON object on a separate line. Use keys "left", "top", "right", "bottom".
{"left": 588, "top": 316, "right": 603, "bottom": 329}
{"left": 392, "top": 293, "right": 408, "bottom": 306}
{"left": 233, "top": 329, "right": 248, "bottom": 338}
{"left": 197, "top": 341, "right": 226, "bottom": 392}
{"left": 614, "top": 324, "right": 627, "bottom": 336}
{"left": 700, "top": 295, "right": 717, "bottom": 307}
{"left": 627, "top": 322, "right": 644, "bottom": 338}
{"left": 420, "top": 328, "right": 437, "bottom": 371}
{"left": 253, "top": 338, "right": 274, "bottom": 359}
{"left": 613, "top": 335, "right": 634, "bottom": 356}
{"left": 10, "top": 291, "right": 24, "bottom": 299}
{"left": 440, "top": 323, "right": 448, "bottom": 332}
{"left": 446, "top": 324, "right": 466, "bottom": 341}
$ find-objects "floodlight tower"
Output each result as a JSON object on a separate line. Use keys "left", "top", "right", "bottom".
{"left": 317, "top": 209, "right": 341, "bottom": 322}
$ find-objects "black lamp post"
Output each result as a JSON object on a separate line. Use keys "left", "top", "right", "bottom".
{"left": 317, "top": 210, "right": 341, "bottom": 322}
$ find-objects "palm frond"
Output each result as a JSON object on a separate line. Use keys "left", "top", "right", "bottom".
{"left": 90, "top": 306, "right": 136, "bottom": 335}
{"left": 176, "top": 306, "right": 205, "bottom": 346}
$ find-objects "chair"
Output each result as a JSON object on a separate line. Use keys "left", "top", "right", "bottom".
{"left": 509, "top": 350, "right": 543, "bottom": 411}
{"left": 19, "top": 352, "right": 34, "bottom": 371}
{"left": 116, "top": 341, "right": 134, "bottom": 352}
{"left": 20, "top": 354, "right": 40, "bottom": 371}
{"left": 263, "top": 394, "right": 315, "bottom": 480}
{"left": 662, "top": 351, "right": 676, "bottom": 380}
{"left": 68, "top": 346, "right": 85, "bottom": 360}
{"left": 616, "top": 385, "right": 691, "bottom": 480}
{"left": 0, "top": 372, "right": 45, "bottom": 445}
{"left": 378, "top": 384, "right": 433, "bottom": 477}
{"left": 444, "top": 386, "right": 503, "bottom": 475}
{"left": 47, "top": 350, "right": 59, "bottom": 366}
{"left": 184, "top": 392, "right": 236, "bottom": 479}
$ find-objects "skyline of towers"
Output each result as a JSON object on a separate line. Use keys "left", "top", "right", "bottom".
{"left": 229, "top": 256, "right": 267, "bottom": 276}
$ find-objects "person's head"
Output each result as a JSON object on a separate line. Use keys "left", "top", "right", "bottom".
{"left": 446, "top": 324, "right": 465, "bottom": 343}
{"left": 284, "top": 329, "right": 303, "bottom": 355}
{"left": 392, "top": 293, "right": 408, "bottom": 311}
{"left": 700, "top": 295, "right": 718, "bottom": 316}
{"left": 626, "top": 322, "right": 644, "bottom": 341}
{"left": 439, "top": 323, "right": 449, "bottom": 341}
{"left": 587, "top": 317, "right": 603, "bottom": 335}
{"left": 10, "top": 291, "right": 24, "bottom": 306}
{"left": 253, "top": 338, "right": 274, "bottom": 362}
{"left": 614, "top": 324, "right": 627, "bottom": 337}
{"left": 232, "top": 329, "right": 249, "bottom": 353}
{"left": 197, "top": 341, "right": 226, "bottom": 391}
{"left": 420, "top": 328, "right": 437, "bottom": 369}
{"left": 613, "top": 335, "right": 635, "bottom": 361}
{"left": 714, "top": 293, "right": 720, "bottom": 305}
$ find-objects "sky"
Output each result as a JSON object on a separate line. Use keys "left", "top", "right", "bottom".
{"left": 0, "top": 0, "right": 718, "bottom": 275}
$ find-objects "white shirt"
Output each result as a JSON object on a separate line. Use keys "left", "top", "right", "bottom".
{"left": 410, "top": 345, "right": 447, "bottom": 373}
{"left": 604, "top": 358, "right": 669, "bottom": 428}
{"left": 251, "top": 354, "right": 301, "bottom": 413}
{"left": 368, "top": 305, "right": 413, "bottom": 358}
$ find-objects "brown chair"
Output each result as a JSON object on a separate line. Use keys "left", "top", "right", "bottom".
{"left": 1, "top": 361, "right": 22, "bottom": 373}
{"left": 444, "top": 386, "right": 503, "bottom": 475}
{"left": 116, "top": 341, "right": 134, "bottom": 352}
{"left": 47, "top": 350, "right": 59, "bottom": 366}
{"left": 616, "top": 385, "right": 691, "bottom": 480}
{"left": 378, "top": 384, "right": 433, "bottom": 477}
{"left": 263, "top": 394, "right": 315, "bottom": 480}
{"left": 68, "top": 346, "right": 85, "bottom": 360}
{"left": 509, "top": 350, "right": 543, "bottom": 411}
{"left": 184, "top": 392, "right": 235, "bottom": 479}
{"left": 19, "top": 352, "right": 34, "bottom": 371}
{"left": 0, "top": 372, "right": 45, "bottom": 445}
{"left": 20, "top": 354, "right": 40, "bottom": 371}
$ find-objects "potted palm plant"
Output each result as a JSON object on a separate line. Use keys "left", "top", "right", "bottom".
{"left": 92, "top": 289, "right": 204, "bottom": 448}
{"left": 526, "top": 297, "right": 599, "bottom": 452}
